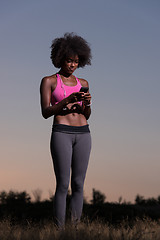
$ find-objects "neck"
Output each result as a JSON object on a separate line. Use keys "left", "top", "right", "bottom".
{"left": 58, "top": 69, "right": 73, "bottom": 78}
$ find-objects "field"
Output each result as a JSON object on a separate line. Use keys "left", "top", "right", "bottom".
{"left": 1, "top": 218, "right": 160, "bottom": 240}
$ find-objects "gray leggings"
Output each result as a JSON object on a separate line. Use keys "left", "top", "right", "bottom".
{"left": 50, "top": 127, "right": 91, "bottom": 227}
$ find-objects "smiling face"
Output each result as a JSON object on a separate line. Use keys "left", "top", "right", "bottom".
{"left": 61, "top": 55, "right": 79, "bottom": 75}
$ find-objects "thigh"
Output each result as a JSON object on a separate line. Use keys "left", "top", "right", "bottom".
{"left": 50, "top": 132, "right": 73, "bottom": 181}
{"left": 71, "top": 133, "right": 91, "bottom": 179}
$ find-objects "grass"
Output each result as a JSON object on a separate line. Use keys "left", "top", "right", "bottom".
{"left": 0, "top": 218, "right": 160, "bottom": 240}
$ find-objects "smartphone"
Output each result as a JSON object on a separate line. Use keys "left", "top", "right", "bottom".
{"left": 80, "top": 87, "right": 89, "bottom": 93}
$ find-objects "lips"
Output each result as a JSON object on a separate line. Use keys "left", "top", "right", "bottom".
{"left": 68, "top": 68, "right": 74, "bottom": 72}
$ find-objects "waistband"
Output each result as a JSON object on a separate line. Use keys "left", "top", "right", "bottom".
{"left": 52, "top": 124, "right": 90, "bottom": 134}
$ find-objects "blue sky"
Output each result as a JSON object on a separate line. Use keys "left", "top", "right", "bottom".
{"left": 0, "top": 0, "right": 160, "bottom": 202}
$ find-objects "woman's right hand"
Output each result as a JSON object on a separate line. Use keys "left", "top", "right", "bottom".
{"left": 67, "top": 92, "right": 84, "bottom": 104}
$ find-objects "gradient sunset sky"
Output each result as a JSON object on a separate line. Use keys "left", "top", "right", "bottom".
{"left": 1, "top": 0, "right": 160, "bottom": 203}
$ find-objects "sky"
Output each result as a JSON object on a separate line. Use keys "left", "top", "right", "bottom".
{"left": 0, "top": 0, "right": 160, "bottom": 203}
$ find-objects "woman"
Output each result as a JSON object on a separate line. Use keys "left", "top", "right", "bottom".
{"left": 40, "top": 33, "right": 92, "bottom": 227}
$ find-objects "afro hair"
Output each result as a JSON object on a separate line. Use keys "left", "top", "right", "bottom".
{"left": 50, "top": 32, "right": 92, "bottom": 68}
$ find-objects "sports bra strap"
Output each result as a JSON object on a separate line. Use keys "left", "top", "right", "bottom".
{"left": 57, "top": 74, "right": 66, "bottom": 97}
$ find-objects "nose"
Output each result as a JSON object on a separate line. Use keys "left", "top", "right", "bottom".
{"left": 71, "top": 61, "right": 75, "bottom": 67}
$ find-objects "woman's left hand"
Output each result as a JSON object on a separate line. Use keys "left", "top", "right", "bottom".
{"left": 83, "top": 92, "right": 91, "bottom": 106}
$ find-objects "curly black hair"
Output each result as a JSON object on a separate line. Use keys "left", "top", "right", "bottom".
{"left": 50, "top": 33, "right": 92, "bottom": 68}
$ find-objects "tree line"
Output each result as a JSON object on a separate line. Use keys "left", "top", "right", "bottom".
{"left": 0, "top": 189, "right": 160, "bottom": 224}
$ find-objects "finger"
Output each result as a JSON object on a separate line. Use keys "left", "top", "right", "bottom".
{"left": 84, "top": 96, "right": 91, "bottom": 100}
{"left": 75, "top": 96, "right": 78, "bottom": 101}
{"left": 76, "top": 92, "right": 84, "bottom": 97}
{"left": 84, "top": 94, "right": 90, "bottom": 98}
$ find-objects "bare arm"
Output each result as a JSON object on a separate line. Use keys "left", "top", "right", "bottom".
{"left": 80, "top": 79, "right": 92, "bottom": 120}
{"left": 83, "top": 100, "right": 91, "bottom": 120}
{"left": 40, "top": 77, "right": 67, "bottom": 119}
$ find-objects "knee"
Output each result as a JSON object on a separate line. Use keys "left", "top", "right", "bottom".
{"left": 56, "top": 181, "right": 69, "bottom": 194}
{"left": 71, "top": 178, "right": 84, "bottom": 193}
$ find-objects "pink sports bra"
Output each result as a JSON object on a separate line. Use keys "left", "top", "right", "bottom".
{"left": 51, "top": 74, "right": 82, "bottom": 105}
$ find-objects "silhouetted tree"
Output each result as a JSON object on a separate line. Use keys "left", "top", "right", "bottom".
{"left": 16, "top": 191, "right": 31, "bottom": 204}
{"left": 90, "top": 188, "right": 106, "bottom": 205}
{"left": 146, "top": 197, "right": 158, "bottom": 206}
{"left": 0, "top": 190, "right": 31, "bottom": 205}
{"left": 118, "top": 196, "right": 122, "bottom": 204}
{"left": 0, "top": 191, "right": 7, "bottom": 204}
{"left": 135, "top": 194, "right": 146, "bottom": 205}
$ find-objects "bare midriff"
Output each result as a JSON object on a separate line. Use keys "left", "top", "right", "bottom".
{"left": 53, "top": 103, "right": 88, "bottom": 126}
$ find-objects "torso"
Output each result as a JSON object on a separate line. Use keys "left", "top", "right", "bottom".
{"left": 50, "top": 74, "right": 88, "bottom": 126}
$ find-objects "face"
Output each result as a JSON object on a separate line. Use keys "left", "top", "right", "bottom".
{"left": 62, "top": 55, "right": 79, "bottom": 74}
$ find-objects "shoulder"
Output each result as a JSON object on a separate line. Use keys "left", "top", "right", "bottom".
{"left": 78, "top": 78, "right": 89, "bottom": 87}
{"left": 40, "top": 74, "right": 57, "bottom": 90}
{"left": 41, "top": 74, "right": 57, "bottom": 85}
